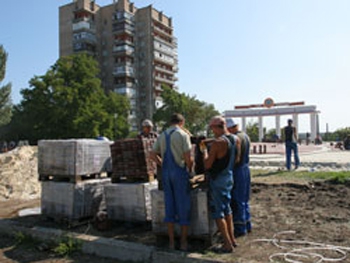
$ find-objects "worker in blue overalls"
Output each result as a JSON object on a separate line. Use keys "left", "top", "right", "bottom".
{"left": 226, "top": 118, "right": 252, "bottom": 238}
{"left": 202, "top": 116, "right": 237, "bottom": 253}
{"left": 151, "top": 113, "right": 193, "bottom": 251}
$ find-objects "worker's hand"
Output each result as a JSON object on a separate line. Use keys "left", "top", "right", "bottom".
{"left": 199, "top": 141, "right": 207, "bottom": 153}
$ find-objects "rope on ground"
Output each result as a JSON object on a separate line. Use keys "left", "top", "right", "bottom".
{"left": 252, "top": 230, "right": 350, "bottom": 263}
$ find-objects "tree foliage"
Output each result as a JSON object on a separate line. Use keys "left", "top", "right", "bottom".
{"left": 0, "top": 45, "right": 12, "bottom": 126}
{"left": 332, "top": 127, "right": 350, "bottom": 141}
{"left": 246, "top": 121, "right": 259, "bottom": 142}
{"left": 3, "top": 53, "right": 129, "bottom": 143}
{"left": 153, "top": 85, "right": 219, "bottom": 135}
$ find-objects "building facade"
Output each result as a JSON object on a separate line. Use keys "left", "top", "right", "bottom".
{"left": 59, "top": 0, "right": 178, "bottom": 130}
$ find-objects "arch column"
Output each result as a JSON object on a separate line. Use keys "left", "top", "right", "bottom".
{"left": 310, "top": 112, "right": 317, "bottom": 141}
{"left": 275, "top": 115, "right": 281, "bottom": 138}
{"left": 292, "top": 114, "right": 299, "bottom": 133}
{"left": 241, "top": 117, "right": 246, "bottom": 132}
{"left": 258, "top": 116, "right": 264, "bottom": 142}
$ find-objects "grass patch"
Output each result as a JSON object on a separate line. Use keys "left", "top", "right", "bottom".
{"left": 52, "top": 236, "right": 82, "bottom": 256}
{"left": 251, "top": 169, "right": 350, "bottom": 184}
{"left": 14, "top": 231, "right": 40, "bottom": 248}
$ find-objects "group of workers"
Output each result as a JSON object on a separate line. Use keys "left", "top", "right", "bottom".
{"left": 147, "top": 113, "right": 251, "bottom": 253}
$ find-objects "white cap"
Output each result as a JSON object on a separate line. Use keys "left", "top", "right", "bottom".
{"left": 142, "top": 119, "right": 153, "bottom": 127}
{"left": 225, "top": 118, "right": 237, "bottom": 128}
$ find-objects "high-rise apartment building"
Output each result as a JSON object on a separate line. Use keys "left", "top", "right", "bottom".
{"left": 59, "top": 0, "right": 178, "bottom": 130}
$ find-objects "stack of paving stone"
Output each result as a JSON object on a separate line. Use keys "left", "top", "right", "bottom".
{"left": 110, "top": 137, "right": 157, "bottom": 183}
{"left": 38, "top": 139, "right": 112, "bottom": 222}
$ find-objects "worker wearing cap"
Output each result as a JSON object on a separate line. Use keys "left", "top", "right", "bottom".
{"left": 150, "top": 113, "right": 193, "bottom": 251}
{"left": 201, "top": 116, "right": 237, "bottom": 252}
{"left": 226, "top": 118, "right": 252, "bottom": 238}
{"left": 138, "top": 119, "right": 158, "bottom": 139}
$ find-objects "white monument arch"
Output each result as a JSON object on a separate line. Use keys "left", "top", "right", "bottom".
{"left": 223, "top": 98, "right": 320, "bottom": 142}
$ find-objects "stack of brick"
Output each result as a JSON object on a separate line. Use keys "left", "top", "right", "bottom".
{"left": 38, "top": 139, "right": 112, "bottom": 222}
{"left": 110, "top": 137, "right": 157, "bottom": 182}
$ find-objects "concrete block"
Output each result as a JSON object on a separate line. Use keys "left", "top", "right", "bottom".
{"left": 38, "top": 139, "right": 112, "bottom": 176}
{"left": 151, "top": 189, "right": 217, "bottom": 237}
{"left": 81, "top": 235, "right": 154, "bottom": 262}
{"left": 41, "top": 178, "right": 111, "bottom": 220}
{"left": 105, "top": 181, "right": 158, "bottom": 222}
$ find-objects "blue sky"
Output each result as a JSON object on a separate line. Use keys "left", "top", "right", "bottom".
{"left": 1, "top": 0, "right": 350, "bottom": 133}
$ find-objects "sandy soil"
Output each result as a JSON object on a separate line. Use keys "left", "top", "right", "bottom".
{"left": 1, "top": 175, "right": 350, "bottom": 263}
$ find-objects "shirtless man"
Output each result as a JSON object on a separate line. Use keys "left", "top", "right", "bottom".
{"left": 201, "top": 116, "right": 237, "bottom": 253}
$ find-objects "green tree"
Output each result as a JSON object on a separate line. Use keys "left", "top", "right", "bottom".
{"left": 7, "top": 53, "right": 129, "bottom": 142}
{"left": 264, "top": 128, "right": 278, "bottom": 142}
{"left": 333, "top": 127, "right": 350, "bottom": 141}
{"left": 246, "top": 121, "right": 259, "bottom": 142}
{"left": 153, "top": 85, "right": 219, "bottom": 135}
{"left": 0, "top": 45, "right": 12, "bottom": 126}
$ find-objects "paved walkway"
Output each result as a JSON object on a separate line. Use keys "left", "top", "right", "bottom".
{"left": 250, "top": 143, "right": 350, "bottom": 170}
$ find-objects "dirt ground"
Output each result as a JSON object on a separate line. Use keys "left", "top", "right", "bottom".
{"left": 1, "top": 175, "right": 350, "bottom": 263}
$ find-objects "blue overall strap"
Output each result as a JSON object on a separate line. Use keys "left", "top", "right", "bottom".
{"left": 242, "top": 133, "right": 250, "bottom": 165}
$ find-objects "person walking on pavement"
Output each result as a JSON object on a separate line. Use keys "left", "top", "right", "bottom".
{"left": 151, "top": 113, "right": 193, "bottom": 251}
{"left": 226, "top": 118, "right": 252, "bottom": 238}
{"left": 201, "top": 116, "right": 237, "bottom": 253}
{"left": 283, "top": 119, "right": 300, "bottom": 170}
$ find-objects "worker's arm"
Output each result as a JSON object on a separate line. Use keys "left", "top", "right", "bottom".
{"left": 150, "top": 151, "right": 162, "bottom": 166}
{"left": 235, "top": 136, "right": 241, "bottom": 165}
{"left": 183, "top": 150, "right": 193, "bottom": 172}
{"left": 293, "top": 127, "right": 298, "bottom": 141}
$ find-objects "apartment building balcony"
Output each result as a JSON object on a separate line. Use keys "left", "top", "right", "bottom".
{"left": 114, "top": 11, "right": 135, "bottom": 23}
{"left": 73, "top": 32, "right": 96, "bottom": 45}
{"left": 73, "top": 42, "right": 96, "bottom": 53}
{"left": 153, "top": 33, "right": 173, "bottom": 45}
{"left": 113, "top": 45, "right": 135, "bottom": 55}
{"left": 112, "top": 23, "right": 135, "bottom": 35}
{"left": 114, "top": 38, "right": 134, "bottom": 46}
{"left": 155, "top": 75, "right": 175, "bottom": 85}
{"left": 114, "top": 61, "right": 134, "bottom": 68}
{"left": 154, "top": 42, "right": 175, "bottom": 57}
{"left": 153, "top": 20, "right": 173, "bottom": 34}
{"left": 155, "top": 85, "right": 163, "bottom": 92}
{"left": 154, "top": 54, "right": 175, "bottom": 66}
{"left": 115, "top": 82, "right": 134, "bottom": 89}
{"left": 114, "top": 86, "right": 136, "bottom": 98}
{"left": 153, "top": 25, "right": 172, "bottom": 39}
{"left": 113, "top": 66, "right": 135, "bottom": 77}
{"left": 154, "top": 65, "right": 174, "bottom": 75}
{"left": 72, "top": 20, "right": 96, "bottom": 33}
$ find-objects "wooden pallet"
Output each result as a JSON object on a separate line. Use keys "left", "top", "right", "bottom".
{"left": 111, "top": 173, "right": 155, "bottom": 184}
{"left": 39, "top": 172, "right": 110, "bottom": 183}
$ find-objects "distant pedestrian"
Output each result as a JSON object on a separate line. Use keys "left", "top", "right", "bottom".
{"left": 283, "top": 119, "right": 300, "bottom": 170}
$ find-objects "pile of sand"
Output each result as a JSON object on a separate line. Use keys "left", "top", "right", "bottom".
{"left": 0, "top": 146, "right": 40, "bottom": 201}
